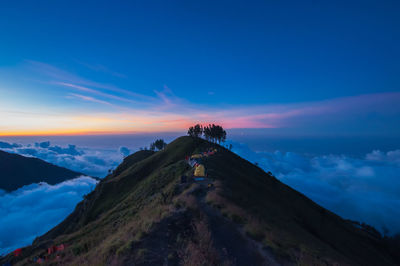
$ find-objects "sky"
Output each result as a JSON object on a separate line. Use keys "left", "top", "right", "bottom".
{"left": 0, "top": 0, "right": 399, "bottom": 136}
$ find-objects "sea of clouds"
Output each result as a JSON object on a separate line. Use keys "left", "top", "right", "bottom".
{"left": 230, "top": 142, "right": 400, "bottom": 235}
{"left": 0, "top": 140, "right": 126, "bottom": 255}
{"left": 0, "top": 176, "right": 98, "bottom": 255}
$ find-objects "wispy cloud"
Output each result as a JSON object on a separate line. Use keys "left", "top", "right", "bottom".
{"left": 24, "top": 61, "right": 186, "bottom": 110}
{"left": 1, "top": 60, "right": 399, "bottom": 135}
{"left": 25, "top": 60, "right": 156, "bottom": 101}
{"left": 214, "top": 92, "right": 400, "bottom": 130}
{"left": 56, "top": 82, "right": 142, "bottom": 105}
{"left": 67, "top": 93, "right": 113, "bottom": 106}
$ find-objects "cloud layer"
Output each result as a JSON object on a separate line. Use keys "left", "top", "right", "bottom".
{"left": 231, "top": 142, "right": 400, "bottom": 235}
{"left": 0, "top": 176, "right": 98, "bottom": 255}
{"left": 0, "top": 141, "right": 129, "bottom": 177}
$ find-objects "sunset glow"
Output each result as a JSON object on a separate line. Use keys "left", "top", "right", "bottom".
{"left": 0, "top": 2, "right": 399, "bottom": 137}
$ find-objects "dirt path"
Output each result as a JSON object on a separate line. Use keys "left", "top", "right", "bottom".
{"left": 122, "top": 180, "right": 282, "bottom": 265}
{"left": 123, "top": 211, "right": 192, "bottom": 266}
{"left": 196, "top": 188, "right": 281, "bottom": 266}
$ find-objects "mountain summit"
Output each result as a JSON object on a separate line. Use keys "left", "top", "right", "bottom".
{"left": 2, "top": 136, "right": 398, "bottom": 265}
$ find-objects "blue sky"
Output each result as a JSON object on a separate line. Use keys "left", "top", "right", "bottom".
{"left": 0, "top": 0, "right": 399, "bottom": 135}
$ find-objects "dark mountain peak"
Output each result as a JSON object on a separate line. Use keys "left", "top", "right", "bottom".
{"left": 2, "top": 136, "right": 399, "bottom": 265}
{"left": 0, "top": 150, "right": 84, "bottom": 192}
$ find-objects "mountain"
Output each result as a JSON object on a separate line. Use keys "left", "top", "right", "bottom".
{"left": 1, "top": 136, "right": 399, "bottom": 265}
{"left": 0, "top": 150, "right": 84, "bottom": 191}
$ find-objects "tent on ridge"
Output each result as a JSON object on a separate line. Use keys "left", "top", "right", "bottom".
{"left": 13, "top": 248, "right": 22, "bottom": 257}
{"left": 56, "top": 244, "right": 65, "bottom": 251}
{"left": 194, "top": 164, "right": 206, "bottom": 177}
{"left": 48, "top": 245, "right": 57, "bottom": 254}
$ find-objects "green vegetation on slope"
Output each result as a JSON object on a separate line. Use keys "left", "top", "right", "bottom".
{"left": 203, "top": 146, "right": 397, "bottom": 265}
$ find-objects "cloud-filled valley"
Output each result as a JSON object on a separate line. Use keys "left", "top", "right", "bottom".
{"left": 0, "top": 176, "right": 98, "bottom": 255}
{"left": 0, "top": 141, "right": 127, "bottom": 255}
{"left": 231, "top": 142, "right": 400, "bottom": 235}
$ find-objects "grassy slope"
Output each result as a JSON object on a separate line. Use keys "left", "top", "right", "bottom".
{"left": 2, "top": 137, "right": 398, "bottom": 265}
{"left": 204, "top": 144, "right": 396, "bottom": 265}
{"left": 0, "top": 150, "right": 84, "bottom": 191}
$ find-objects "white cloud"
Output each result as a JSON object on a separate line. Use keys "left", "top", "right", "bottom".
{"left": 0, "top": 141, "right": 21, "bottom": 149}
{"left": 0, "top": 176, "right": 98, "bottom": 255}
{"left": 230, "top": 141, "right": 400, "bottom": 235}
{"left": 366, "top": 149, "right": 400, "bottom": 164}
{"left": 119, "top": 146, "right": 131, "bottom": 157}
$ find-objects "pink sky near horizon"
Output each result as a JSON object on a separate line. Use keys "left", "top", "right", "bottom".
{"left": 1, "top": 60, "right": 399, "bottom": 136}
{"left": 1, "top": 91, "right": 399, "bottom": 136}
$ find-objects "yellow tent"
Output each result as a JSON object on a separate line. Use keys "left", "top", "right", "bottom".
{"left": 191, "top": 154, "right": 203, "bottom": 159}
{"left": 194, "top": 164, "right": 206, "bottom": 177}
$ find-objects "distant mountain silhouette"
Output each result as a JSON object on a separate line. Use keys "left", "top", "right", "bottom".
{"left": 1, "top": 137, "right": 399, "bottom": 265}
{"left": 0, "top": 150, "right": 84, "bottom": 192}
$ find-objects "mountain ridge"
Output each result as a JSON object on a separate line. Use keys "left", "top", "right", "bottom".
{"left": 1, "top": 136, "right": 398, "bottom": 265}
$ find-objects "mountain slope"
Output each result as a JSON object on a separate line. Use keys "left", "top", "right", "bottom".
{"left": 2, "top": 137, "right": 398, "bottom": 265}
{"left": 0, "top": 150, "right": 84, "bottom": 191}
